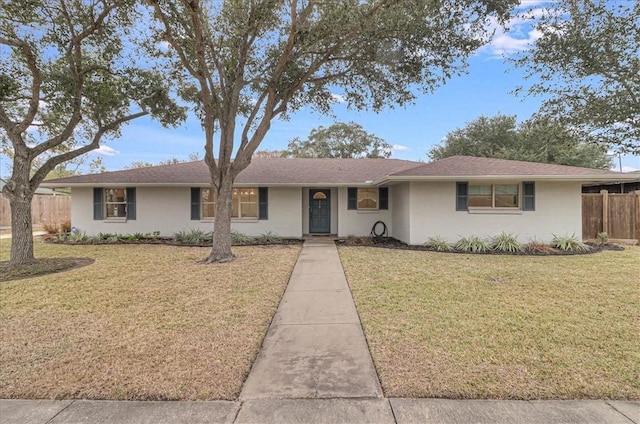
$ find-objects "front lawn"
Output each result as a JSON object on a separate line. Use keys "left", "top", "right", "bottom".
{"left": 339, "top": 246, "right": 640, "bottom": 400}
{"left": 0, "top": 240, "right": 301, "bottom": 400}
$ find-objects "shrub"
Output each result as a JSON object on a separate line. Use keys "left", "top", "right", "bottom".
{"left": 551, "top": 234, "right": 591, "bottom": 253}
{"left": 524, "top": 241, "right": 556, "bottom": 254}
{"left": 595, "top": 232, "right": 609, "bottom": 245}
{"left": 173, "top": 228, "right": 212, "bottom": 245}
{"left": 424, "top": 236, "right": 452, "bottom": 252}
{"left": 42, "top": 222, "right": 59, "bottom": 234}
{"left": 60, "top": 221, "right": 72, "bottom": 233}
{"left": 256, "top": 231, "right": 281, "bottom": 244}
{"left": 454, "top": 236, "right": 490, "bottom": 253}
{"left": 231, "top": 230, "right": 253, "bottom": 244}
{"left": 492, "top": 232, "right": 523, "bottom": 253}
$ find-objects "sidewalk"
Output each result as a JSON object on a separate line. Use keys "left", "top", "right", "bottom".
{"left": 1, "top": 239, "right": 638, "bottom": 423}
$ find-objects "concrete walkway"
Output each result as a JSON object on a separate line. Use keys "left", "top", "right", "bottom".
{"left": 1, "top": 239, "right": 639, "bottom": 423}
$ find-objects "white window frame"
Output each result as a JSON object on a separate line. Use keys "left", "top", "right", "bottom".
{"left": 201, "top": 188, "right": 216, "bottom": 219}
{"left": 469, "top": 183, "right": 520, "bottom": 209}
{"left": 357, "top": 188, "right": 379, "bottom": 210}
{"left": 201, "top": 187, "right": 258, "bottom": 220}
{"left": 104, "top": 188, "right": 127, "bottom": 219}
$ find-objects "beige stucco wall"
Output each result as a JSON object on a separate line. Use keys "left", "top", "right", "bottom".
{"left": 407, "top": 180, "right": 583, "bottom": 244}
{"left": 336, "top": 187, "right": 393, "bottom": 237}
{"left": 391, "top": 182, "right": 411, "bottom": 244}
{"left": 71, "top": 186, "right": 303, "bottom": 238}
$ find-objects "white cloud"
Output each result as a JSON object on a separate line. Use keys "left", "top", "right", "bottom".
{"left": 91, "top": 145, "right": 120, "bottom": 156}
{"left": 619, "top": 166, "right": 639, "bottom": 173}
{"left": 392, "top": 144, "right": 410, "bottom": 151}
{"left": 479, "top": 6, "right": 547, "bottom": 57}
{"left": 330, "top": 93, "right": 346, "bottom": 103}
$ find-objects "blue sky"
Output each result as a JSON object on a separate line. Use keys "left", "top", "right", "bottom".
{"left": 2, "top": 1, "right": 638, "bottom": 176}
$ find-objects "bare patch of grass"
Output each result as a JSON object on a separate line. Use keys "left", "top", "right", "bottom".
{"left": 0, "top": 240, "right": 300, "bottom": 400}
{"left": 339, "top": 246, "right": 640, "bottom": 400}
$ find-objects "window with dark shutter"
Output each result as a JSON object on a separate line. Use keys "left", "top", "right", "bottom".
{"left": 523, "top": 181, "right": 535, "bottom": 211}
{"left": 456, "top": 182, "right": 468, "bottom": 211}
{"left": 347, "top": 187, "right": 357, "bottom": 210}
{"left": 126, "top": 188, "right": 136, "bottom": 220}
{"left": 258, "top": 187, "right": 268, "bottom": 220}
{"left": 190, "top": 187, "right": 201, "bottom": 220}
{"left": 93, "top": 188, "right": 104, "bottom": 220}
{"left": 379, "top": 187, "right": 389, "bottom": 210}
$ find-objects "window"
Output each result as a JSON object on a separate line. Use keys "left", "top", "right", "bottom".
{"left": 201, "top": 188, "right": 215, "bottom": 219}
{"left": 357, "top": 188, "right": 378, "bottom": 210}
{"left": 469, "top": 183, "right": 519, "bottom": 208}
{"left": 105, "top": 188, "right": 127, "bottom": 218}
{"left": 347, "top": 187, "right": 388, "bottom": 210}
{"left": 197, "top": 187, "right": 259, "bottom": 219}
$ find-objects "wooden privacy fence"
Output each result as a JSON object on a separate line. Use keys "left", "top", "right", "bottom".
{"left": 0, "top": 194, "right": 71, "bottom": 228}
{"left": 582, "top": 190, "right": 640, "bottom": 242}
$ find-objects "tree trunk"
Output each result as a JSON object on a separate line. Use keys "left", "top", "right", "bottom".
{"left": 204, "top": 176, "right": 235, "bottom": 263}
{"left": 9, "top": 194, "right": 35, "bottom": 266}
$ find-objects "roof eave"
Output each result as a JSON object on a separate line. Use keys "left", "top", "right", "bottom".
{"left": 378, "top": 174, "right": 638, "bottom": 183}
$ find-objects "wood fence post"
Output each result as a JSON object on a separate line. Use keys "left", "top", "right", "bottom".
{"left": 600, "top": 189, "right": 609, "bottom": 235}
{"left": 635, "top": 191, "right": 640, "bottom": 242}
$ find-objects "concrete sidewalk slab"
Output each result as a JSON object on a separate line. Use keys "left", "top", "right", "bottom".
{"left": 240, "top": 239, "right": 383, "bottom": 401}
{"left": 273, "top": 290, "right": 360, "bottom": 325}
{"left": 0, "top": 399, "right": 73, "bottom": 424}
{"left": 239, "top": 323, "right": 382, "bottom": 399}
{"left": 235, "top": 398, "right": 395, "bottom": 424}
{"left": 47, "top": 400, "right": 240, "bottom": 424}
{"left": 607, "top": 401, "right": 640, "bottom": 423}
{"left": 390, "top": 399, "right": 637, "bottom": 424}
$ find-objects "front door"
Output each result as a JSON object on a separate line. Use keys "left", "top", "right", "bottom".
{"left": 309, "top": 189, "right": 331, "bottom": 233}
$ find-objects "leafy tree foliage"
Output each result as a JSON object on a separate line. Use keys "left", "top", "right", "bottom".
{"left": 146, "top": 0, "right": 518, "bottom": 262}
{"left": 0, "top": 0, "right": 184, "bottom": 265}
{"left": 429, "top": 114, "right": 611, "bottom": 169}
{"left": 125, "top": 153, "right": 201, "bottom": 169}
{"left": 253, "top": 150, "right": 288, "bottom": 158}
{"left": 285, "top": 122, "right": 391, "bottom": 158}
{"left": 513, "top": 0, "right": 639, "bottom": 154}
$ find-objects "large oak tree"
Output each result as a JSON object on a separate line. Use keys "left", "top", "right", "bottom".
{"left": 0, "top": 0, "right": 184, "bottom": 265}
{"left": 513, "top": 0, "right": 639, "bottom": 154}
{"left": 146, "top": 0, "right": 518, "bottom": 263}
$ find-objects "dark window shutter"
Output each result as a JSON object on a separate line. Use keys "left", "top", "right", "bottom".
{"left": 126, "top": 188, "right": 136, "bottom": 220}
{"left": 191, "top": 187, "right": 201, "bottom": 220}
{"left": 347, "top": 187, "right": 357, "bottom": 210}
{"left": 93, "top": 188, "right": 104, "bottom": 220}
{"left": 379, "top": 187, "right": 389, "bottom": 210}
{"left": 258, "top": 187, "right": 268, "bottom": 220}
{"left": 456, "top": 182, "right": 468, "bottom": 211}
{"left": 523, "top": 181, "right": 535, "bottom": 211}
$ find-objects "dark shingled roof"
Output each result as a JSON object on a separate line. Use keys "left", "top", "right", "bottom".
{"left": 390, "top": 156, "right": 625, "bottom": 177}
{"left": 42, "top": 158, "right": 421, "bottom": 186}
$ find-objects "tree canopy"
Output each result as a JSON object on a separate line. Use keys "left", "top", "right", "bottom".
{"left": 146, "top": 0, "right": 518, "bottom": 262}
{"left": 513, "top": 0, "right": 639, "bottom": 154}
{"left": 428, "top": 114, "right": 611, "bottom": 169}
{"left": 0, "top": 0, "right": 184, "bottom": 264}
{"left": 285, "top": 122, "right": 391, "bottom": 158}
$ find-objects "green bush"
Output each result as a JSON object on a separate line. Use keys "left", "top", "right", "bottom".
{"left": 492, "top": 232, "right": 523, "bottom": 253}
{"left": 551, "top": 234, "right": 590, "bottom": 252}
{"left": 424, "top": 236, "right": 452, "bottom": 252}
{"left": 231, "top": 230, "right": 253, "bottom": 244}
{"left": 454, "top": 236, "right": 491, "bottom": 253}
{"left": 595, "top": 232, "right": 609, "bottom": 245}
{"left": 256, "top": 231, "right": 282, "bottom": 244}
{"left": 173, "top": 228, "right": 212, "bottom": 245}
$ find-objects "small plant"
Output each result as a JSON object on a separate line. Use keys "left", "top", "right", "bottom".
{"left": 42, "top": 222, "right": 59, "bottom": 234}
{"left": 68, "top": 232, "right": 89, "bottom": 243}
{"left": 231, "top": 230, "right": 253, "bottom": 244}
{"left": 424, "top": 236, "right": 452, "bottom": 252}
{"left": 524, "top": 241, "right": 556, "bottom": 254}
{"left": 173, "top": 228, "right": 212, "bottom": 245}
{"left": 256, "top": 231, "right": 282, "bottom": 244}
{"left": 60, "top": 221, "right": 72, "bottom": 233}
{"left": 492, "top": 232, "right": 523, "bottom": 253}
{"left": 595, "top": 232, "right": 609, "bottom": 245}
{"left": 454, "top": 236, "right": 490, "bottom": 253}
{"left": 551, "top": 234, "right": 590, "bottom": 253}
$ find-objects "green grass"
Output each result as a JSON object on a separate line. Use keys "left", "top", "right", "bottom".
{"left": 339, "top": 246, "right": 640, "bottom": 400}
{"left": 0, "top": 239, "right": 301, "bottom": 400}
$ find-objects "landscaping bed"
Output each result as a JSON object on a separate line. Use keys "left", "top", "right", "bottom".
{"left": 0, "top": 240, "right": 301, "bottom": 400}
{"left": 338, "top": 245, "right": 640, "bottom": 400}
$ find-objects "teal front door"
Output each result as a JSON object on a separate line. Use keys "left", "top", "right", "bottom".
{"left": 309, "top": 189, "right": 331, "bottom": 233}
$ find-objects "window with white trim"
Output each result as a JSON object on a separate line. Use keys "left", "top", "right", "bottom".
{"left": 104, "top": 188, "right": 127, "bottom": 218}
{"left": 200, "top": 188, "right": 258, "bottom": 219}
{"left": 469, "top": 184, "right": 519, "bottom": 208}
{"left": 201, "top": 188, "right": 216, "bottom": 219}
